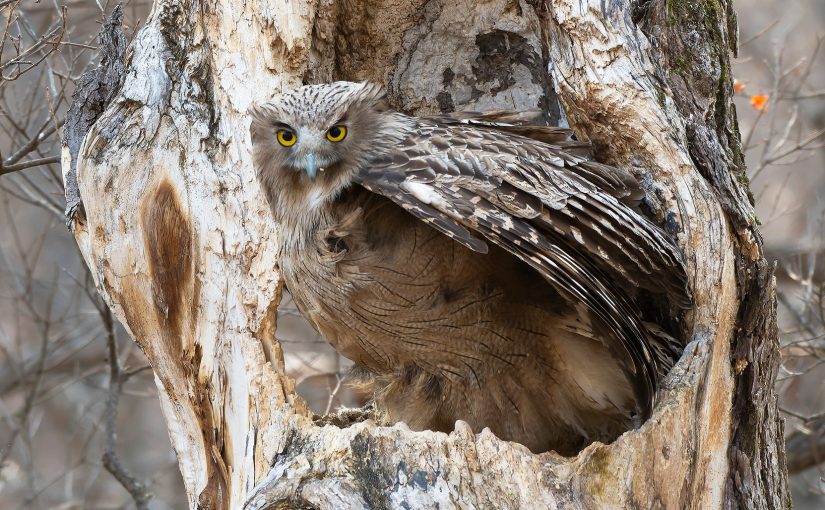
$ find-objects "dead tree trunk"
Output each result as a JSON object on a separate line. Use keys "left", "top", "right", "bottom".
{"left": 62, "top": 1, "right": 789, "bottom": 508}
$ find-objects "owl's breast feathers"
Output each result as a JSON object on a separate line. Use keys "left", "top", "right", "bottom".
{"left": 274, "top": 108, "right": 691, "bottom": 454}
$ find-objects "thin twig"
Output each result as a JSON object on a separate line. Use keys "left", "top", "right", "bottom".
{"left": 99, "top": 306, "right": 153, "bottom": 509}
{"left": 0, "top": 156, "right": 60, "bottom": 176}
{"left": 2, "top": 118, "right": 62, "bottom": 166}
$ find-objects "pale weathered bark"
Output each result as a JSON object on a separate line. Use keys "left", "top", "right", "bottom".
{"left": 62, "top": 1, "right": 788, "bottom": 508}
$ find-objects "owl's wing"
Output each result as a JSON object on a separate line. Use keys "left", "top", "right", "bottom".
{"left": 354, "top": 116, "right": 691, "bottom": 419}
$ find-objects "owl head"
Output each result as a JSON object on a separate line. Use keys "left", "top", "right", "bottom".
{"left": 250, "top": 82, "right": 410, "bottom": 215}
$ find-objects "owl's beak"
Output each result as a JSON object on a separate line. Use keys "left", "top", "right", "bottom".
{"left": 304, "top": 152, "right": 318, "bottom": 181}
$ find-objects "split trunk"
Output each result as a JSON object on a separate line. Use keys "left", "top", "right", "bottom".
{"left": 62, "top": 0, "right": 788, "bottom": 508}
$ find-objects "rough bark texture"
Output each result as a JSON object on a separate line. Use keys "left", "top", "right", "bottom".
{"left": 62, "top": 0, "right": 788, "bottom": 508}
{"left": 63, "top": 5, "right": 127, "bottom": 224}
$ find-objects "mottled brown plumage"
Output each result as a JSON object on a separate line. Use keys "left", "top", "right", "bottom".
{"left": 250, "top": 81, "right": 691, "bottom": 455}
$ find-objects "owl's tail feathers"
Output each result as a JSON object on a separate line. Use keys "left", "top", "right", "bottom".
{"left": 643, "top": 321, "right": 684, "bottom": 379}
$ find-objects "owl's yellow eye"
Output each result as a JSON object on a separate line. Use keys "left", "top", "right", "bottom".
{"left": 326, "top": 125, "right": 347, "bottom": 142}
{"left": 277, "top": 129, "right": 297, "bottom": 147}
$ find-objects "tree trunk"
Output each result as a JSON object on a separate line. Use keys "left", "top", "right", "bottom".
{"left": 62, "top": 1, "right": 789, "bottom": 508}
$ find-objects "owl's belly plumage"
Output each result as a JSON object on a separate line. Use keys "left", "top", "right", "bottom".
{"left": 281, "top": 191, "right": 636, "bottom": 455}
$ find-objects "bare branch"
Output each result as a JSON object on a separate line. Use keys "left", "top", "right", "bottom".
{"left": 0, "top": 6, "right": 66, "bottom": 82}
{"left": 100, "top": 306, "right": 153, "bottom": 510}
{"left": 0, "top": 156, "right": 61, "bottom": 176}
{"left": 2, "top": 119, "right": 62, "bottom": 166}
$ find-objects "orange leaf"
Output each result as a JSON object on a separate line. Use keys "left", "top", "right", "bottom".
{"left": 750, "top": 94, "right": 768, "bottom": 112}
{"left": 733, "top": 79, "right": 746, "bottom": 94}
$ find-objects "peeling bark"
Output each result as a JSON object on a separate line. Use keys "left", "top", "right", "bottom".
{"left": 63, "top": 0, "right": 788, "bottom": 508}
{"left": 63, "top": 5, "right": 127, "bottom": 224}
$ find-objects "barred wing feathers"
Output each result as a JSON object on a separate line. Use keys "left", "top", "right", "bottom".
{"left": 355, "top": 115, "right": 691, "bottom": 418}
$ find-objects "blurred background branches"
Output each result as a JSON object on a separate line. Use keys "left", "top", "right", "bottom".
{"left": 734, "top": 5, "right": 825, "bottom": 504}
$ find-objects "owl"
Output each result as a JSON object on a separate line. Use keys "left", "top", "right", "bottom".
{"left": 250, "top": 81, "right": 691, "bottom": 455}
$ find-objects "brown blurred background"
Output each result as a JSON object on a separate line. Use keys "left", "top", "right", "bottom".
{"left": 1, "top": 1, "right": 823, "bottom": 508}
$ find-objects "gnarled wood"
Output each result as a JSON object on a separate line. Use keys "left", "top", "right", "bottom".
{"left": 63, "top": 0, "right": 788, "bottom": 508}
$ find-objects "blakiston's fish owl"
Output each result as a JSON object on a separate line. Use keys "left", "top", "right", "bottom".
{"left": 251, "top": 81, "right": 691, "bottom": 455}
